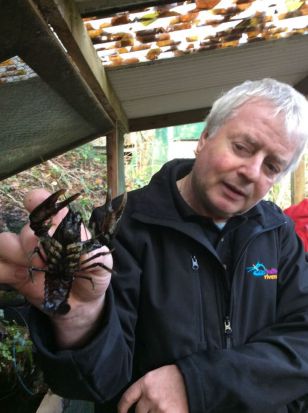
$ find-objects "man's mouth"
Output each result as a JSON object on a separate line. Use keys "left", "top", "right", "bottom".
{"left": 223, "top": 182, "right": 247, "bottom": 198}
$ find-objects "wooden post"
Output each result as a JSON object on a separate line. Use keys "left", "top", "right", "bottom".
{"left": 117, "top": 122, "right": 126, "bottom": 195}
{"left": 291, "top": 157, "right": 306, "bottom": 205}
{"left": 106, "top": 123, "right": 125, "bottom": 197}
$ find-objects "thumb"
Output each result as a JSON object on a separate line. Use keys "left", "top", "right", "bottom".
{"left": 118, "top": 379, "right": 142, "bottom": 413}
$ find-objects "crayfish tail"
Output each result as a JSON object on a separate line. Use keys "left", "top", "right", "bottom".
{"left": 43, "top": 300, "right": 71, "bottom": 315}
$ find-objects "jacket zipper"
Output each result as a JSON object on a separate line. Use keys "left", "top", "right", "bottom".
{"left": 191, "top": 255, "right": 206, "bottom": 343}
{"left": 224, "top": 315, "right": 233, "bottom": 349}
{"left": 193, "top": 254, "right": 233, "bottom": 349}
{"left": 225, "top": 223, "right": 285, "bottom": 349}
{"left": 191, "top": 255, "right": 199, "bottom": 271}
{"left": 219, "top": 261, "right": 233, "bottom": 349}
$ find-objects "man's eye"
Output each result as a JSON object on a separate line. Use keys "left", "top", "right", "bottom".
{"left": 233, "top": 143, "right": 250, "bottom": 155}
{"left": 265, "top": 163, "right": 280, "bottom": 176}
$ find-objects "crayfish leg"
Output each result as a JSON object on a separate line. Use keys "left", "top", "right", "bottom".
{"left": 28, "top": 266, "right": 47, "bottom": 282}
{"left": 80, "top": 261, "right": 114, "bottom": 275}
{"left": 28, "top": 245, "right": 48, "bottom": 281}
{"left": 75, "top": 274, "right": 95, "bottom": 290}
{"left": 29, "top": 245, "right": 46, "bottom": 263}
{"left": 80, "top": 250, "right": 113, "bottom": 274}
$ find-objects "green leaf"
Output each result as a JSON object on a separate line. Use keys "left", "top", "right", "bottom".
{"left": 285, "top": 0, "right": 304, "bottom": 12}
{"left": 141, "top": 11, "right": 159, "bottom": 26}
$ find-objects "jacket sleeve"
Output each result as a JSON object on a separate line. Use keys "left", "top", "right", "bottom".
{"left": 176, "top": 221, "right": 308, "bottom": 413}
{"left": 29, "top": 206, "right": 141, "bottom": 403}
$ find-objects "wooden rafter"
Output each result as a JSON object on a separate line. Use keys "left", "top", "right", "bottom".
{"left": 295, "top": 75, "right": 308, "bottom": 96}
{"left": 129, "top": 107, "right": 210, "bottom": 131}
{"left": 75, "top": 0, "right": 178, "bottom": 17}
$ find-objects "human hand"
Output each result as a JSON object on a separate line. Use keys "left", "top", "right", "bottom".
{"left": 0, "top": 188, "right": 113, "bottom": 347}
{"left": 118, "top": 365, "right": 189, "bottom": 413}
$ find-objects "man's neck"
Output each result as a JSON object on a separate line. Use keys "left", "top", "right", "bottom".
{"left": 177, "top": 175, "right": 229, "bottom": 221}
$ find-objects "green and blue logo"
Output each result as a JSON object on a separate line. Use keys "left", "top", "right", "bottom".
{"left": 246, "top": 262, "right": 278, "bottom": 280}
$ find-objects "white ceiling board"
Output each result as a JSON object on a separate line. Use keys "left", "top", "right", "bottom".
{"left": 106, "top": 35, "right": 308, "bottom": 119}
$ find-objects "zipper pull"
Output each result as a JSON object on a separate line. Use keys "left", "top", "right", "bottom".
{"left": 191, "top": 255, "right": 199, "bottom": 270}
{"left": 224, "top": 316, "right": 233, "bottom": 349}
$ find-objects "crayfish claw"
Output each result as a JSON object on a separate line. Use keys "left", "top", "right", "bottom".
{"left": 54, "top": 192, "right": 81, "bottom": 213}
{"left": 115, "top": 191, "right": 127, "bottom": 221}
{"left": 29, "top": 189, "right": 81, "bottom": 237}
{"left": 98, "top": 190, "right": 127, "bottom": 246}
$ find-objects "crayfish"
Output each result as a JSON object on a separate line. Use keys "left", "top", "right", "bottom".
{"left": 28, "top": 188, "right": 126, "bottom": 315}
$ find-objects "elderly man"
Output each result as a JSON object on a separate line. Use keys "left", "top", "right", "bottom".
{"left": 0, "top": 78, "right": 308, "bottom": 412}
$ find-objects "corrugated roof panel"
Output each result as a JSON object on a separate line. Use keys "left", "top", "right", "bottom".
{"left": 83, "top": 0, "right": 308, "bottom": 67}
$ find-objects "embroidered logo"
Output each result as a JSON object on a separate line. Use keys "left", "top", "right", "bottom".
{"left": 246, "top": 262, "right": 278, "bottom": 280}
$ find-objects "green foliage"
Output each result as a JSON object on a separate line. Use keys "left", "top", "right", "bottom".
{"left": 0, "top": 310, "right": 33, "bottom": 374}
{"left": 75, "top": 143, "right": 99, "bottom": 161}
{"left": 172, "top": 122, "right": 204, "bottom": 141}
{"left": 268, "top": 183, "right": 281, "bottom": 202}
{"left": 0, "top": 184, "right": 12, "bottom": 194}
{"left": 265, "top": 174, "right": 291, "bottom": 209}
{"left": 125, "top": 132, "right": 166, "bottom": 190}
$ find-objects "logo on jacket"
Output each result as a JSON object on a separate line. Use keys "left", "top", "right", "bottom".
{"left": 246, "top": 262, "right": 278, "bottom": 280}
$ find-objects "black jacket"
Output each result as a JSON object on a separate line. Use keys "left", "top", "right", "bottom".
{"left": 30, "top": 159, "right": 308, "bottom": 412}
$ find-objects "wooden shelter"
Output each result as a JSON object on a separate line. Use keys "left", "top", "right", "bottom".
{"left": 0, "top": 0, "right": 307, "bottom": 200}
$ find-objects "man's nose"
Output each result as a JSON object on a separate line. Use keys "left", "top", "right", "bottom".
{"left": 238, "top": 156, "right": 263, "bottom": 182}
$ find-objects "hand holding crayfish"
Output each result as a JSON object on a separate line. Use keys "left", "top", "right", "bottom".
{"left": 0, "top": 188, "right": 125, "bottom": 348}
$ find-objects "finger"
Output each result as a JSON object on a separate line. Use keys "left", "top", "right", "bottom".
{"left": 0, "top": 260, "right": 21, "bottom": 284}
{"left": 80, "top": 223, "right": 92, "bottom": 241}
{"left": 118, "top": 381, "right": 142, "bottom": 413}
{"left": 20, "top": 223, "right": 44, "bottom": 264}
{"left": 0, "top": 232, "right": 28, "bottom": 266}
{"left": 0, "top": 261, "right": 43, "bottom": 310}
{"left": 23, "top": 188, "right": 51, "bottom": 212}
{"left": 135, "top": 397, "right": 151, "bottom": 413}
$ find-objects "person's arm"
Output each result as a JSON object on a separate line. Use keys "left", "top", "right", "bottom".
{"left": 176, "top": 223, "right": 308, "bottom": 412}
{"left": 30, "top": 196, "right": 142, "bottom": 402}
{"left": 29, "top": 284, "right": 136, "bottom": 402}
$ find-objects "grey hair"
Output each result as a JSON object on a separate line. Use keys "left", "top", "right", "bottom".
{"left": 205, "top": 78, "right": 308, "bottom": 175}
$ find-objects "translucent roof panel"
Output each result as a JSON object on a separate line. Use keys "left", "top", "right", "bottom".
{"left": 0, "top": 56, "right": 37, "bottom": 84}
{"left": 83, "top": 0, "right": 308, "bottom": 67}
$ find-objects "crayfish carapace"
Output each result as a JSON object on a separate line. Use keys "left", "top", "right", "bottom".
{"left": 28, "top": 188, "right": 126, "bottom": 315}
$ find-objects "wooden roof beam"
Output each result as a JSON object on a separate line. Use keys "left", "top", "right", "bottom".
{"left": 294, "top": 75, "right": 308, "bottom": 96}
{"left": 129, "top": 107, "right": 209, "bottom": 132}
{"left": 35, "top": 0, "right": 129, "bottom": 131}
{"left": 75, "top": 0, "right": 178, "bottom": 17}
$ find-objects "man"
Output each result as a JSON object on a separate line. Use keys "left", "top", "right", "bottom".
{"left": 0, "top": 78, "right": 308, "bottom": 412}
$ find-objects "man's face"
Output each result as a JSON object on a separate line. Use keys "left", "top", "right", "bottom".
{"left": 188, "top": 99, "right": 296, "bottom": 220}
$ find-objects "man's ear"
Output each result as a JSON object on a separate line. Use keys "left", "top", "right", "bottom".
{"left": 196, "top": 129, "right": 208, "bottom": 154}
